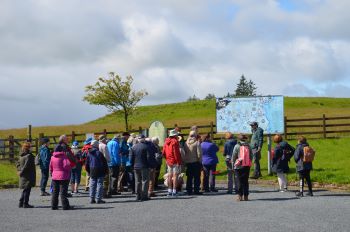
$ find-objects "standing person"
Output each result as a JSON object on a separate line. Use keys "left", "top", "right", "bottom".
{"left": 129, "top": 135, "right": 150, "bottom": 201}
{"left": 145, "top": 138, "right": 158, "bottom": 197}
{"left": 126, "top": 134, "right": 137, "bottom": 193}
{"left": 39, "top": 137, "right": 51, "bottom": 196}
{"left": 50, "top": 135, "right": 74, "bottom": 210}
{"left": 232, "top": 134, "right": 253, "bottom": 201}
{"left": 85, "top": 140, "right": 109, "bottom": 204}
{"left": 107, "top": 135, "right": 121, "bottom": 195}
{"left": 70, "top": 141, "right": 83, "bottom": 194}
{"left": 162, "top": 129, "right": 182, "bottom": 197}
{"left": 152, "top": 137, "right": 162, "bottom": 190}
{"left": 118, "top": 132, "right": 130, "bottom": 192}
{"left": 82, "top": 137, "right": 93, "bottom": 192}
{"left": 183, "top": 131, "right": 202, "bottom": 195}
{"left": 201, "top": 134, "right": 219, "bottom": 192}
{"left": 223, "top": 132, "right": 237, "bottom": 194}
{"left": 17, "top": 142, "right": 36, "bottom": 208}
{"left": 249, "top": 122, "right": 264, "bottom": 179}
{"left": 272, "top": 134, "right": 294, "bottom": 192}
{"left": 294, "top": 136, "right": 314, "bottom": 197}
{"left": 98, "top": 135, "right": 111, "bottom": 198}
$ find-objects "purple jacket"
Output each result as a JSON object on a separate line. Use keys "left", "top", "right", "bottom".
{"left": 201, "top": 141, "right": 219, "bottom": 166}
{"left": 50, "top": 151, "right": 72, "bottom": 180}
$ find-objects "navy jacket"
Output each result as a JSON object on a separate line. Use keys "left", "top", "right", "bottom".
{"left": 223, "top": 139, "right": 237, "bottom": 160}
{"left": 85, "top": 148, "right": 108, "bottom": 178}
{"left": 129, "top": 142, "right": 150, "bottom": 169}
{"left": 294, "top": 142, "right": 313, "bottom": 172}
{"left": 146, "top": 141, "right": 158, "bottom": 169}
{"left": 272, "top": 141, "right": 290, "bottom": 173}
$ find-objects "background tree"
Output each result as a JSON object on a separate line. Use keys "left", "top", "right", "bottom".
{"left": 204, "top": 93, "right": 216, "bottom": 100}
{"left": 187, "top": 94, "right": 200, "bottom": 102}
{"left": 235, "top": 75, "right": 257, "bottom": 96}
{"left": 83, "top": 72, "right": 148, "bottom": 131}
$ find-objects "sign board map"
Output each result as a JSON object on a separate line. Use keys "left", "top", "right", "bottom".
{"left": 149, "top": 121, "right": 167, "bottom": 146}
{"left": 216, "top": 96, "right": 284, "bottom": 134}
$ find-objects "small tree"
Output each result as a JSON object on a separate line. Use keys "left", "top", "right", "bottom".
{"left": 83, "top": 72, "right": 148, "bottom": 131}
{"left": 235, "top": 75, "right": 257, "bottom": 96}
{"left": 204, "top": 93, "right": 216, "bottom": 100}
{"left": 187, "top": 94, "right": 200, "bottom": 102}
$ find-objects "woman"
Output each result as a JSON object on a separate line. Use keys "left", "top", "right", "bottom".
{"left": 152, "top": 137, "right": 162, "bottom": 190}
{"left": 232, "top": 134, "right": 253, "bottom": 201}
{"left": 70, "top": 141, "right": 83, "bottom": 194}
{"left": 184, "top": 131, "right": 202, "bottom": 195}
{"left": 223, "top": 132, "right": 237, "bottom": 194}
{"left": 294, "top": 136, "right": 313, "bottom": 197}
{"left": 201, "top": 133, "right": 219, "bottom": 192}
{"left": 272, "top": 134, "right": 291, "bottom": 192}
{"left": 50, "top": 135, "right": 74, "bottom": 210}
{"left": 17, "top": 142, "right": 36, "bottom": 208}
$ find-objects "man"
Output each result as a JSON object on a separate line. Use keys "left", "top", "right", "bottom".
{"left": 223, "top": 132, "right": 237, "bottom": 194}
{"left": 107, "top": 135, "right": 121, "bottom": 195}
{"left": 118, "top": 132, "right": 130, "bottom": 192}
{"left": 249, "top": 122, "right": 264, "bottom": 179}
{"left": 82, "top": 137, "right": 93, "bottom": 192}
{"left": 129, "top": 135, "right": 150, "bottom": 201}
{"left": 98, "top": 135, "right": 111, "bottom": 198}
{"left": 39, "top": 137, "right": 51, "bottom": 196}
{"left": 162, "top": 129, "right": 182, "bottom": 197}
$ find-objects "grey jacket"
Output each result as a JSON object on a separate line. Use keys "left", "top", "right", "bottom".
{"left": 294, "top": 142, "right": 313, "bottom": 172}
{"left": 250, "top": 127, "right": 264, "bottom": 149}
{"left": 17, "top": 152, "right": 36, "bottom": 189}
{"left": 183, "top": 137, "right": 202, "bottom": 164}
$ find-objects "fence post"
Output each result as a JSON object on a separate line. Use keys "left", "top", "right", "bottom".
{"left": 323, "top": 114, "right": 327, "bottom": 139}
{"left": 71, "top": 131, "right": 76, "bottom": 142}
{"left": 139, "top": 126, "right": 143, "bottom": 135}
{"left": 210, "top": 121, "right": 214, "bottom": 140}
{"left": 284, "top": 116, "right": 288, "bottom": 140}
{"left": 35, "top": 139, "right": 39, "bottom": 155}
{"left": 103, "top": 129, "right": 107, "bottom": 136}
{"left": 8, "top": 135, "right": 14, "bottom": 161}
{"left": 27, "top": 125, "right": 32, "bottom": 142}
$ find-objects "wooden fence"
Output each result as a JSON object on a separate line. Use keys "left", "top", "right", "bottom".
{"left": 1, "top": 114, "right": 350, "bottom": 160}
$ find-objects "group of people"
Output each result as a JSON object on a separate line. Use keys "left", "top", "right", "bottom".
{"left": 16, "top": 122, "right": 314, "bottom": 209}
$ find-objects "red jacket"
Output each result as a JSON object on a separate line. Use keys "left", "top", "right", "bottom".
{"left": 162, "top": 137, "right": 182, "bottom": 165}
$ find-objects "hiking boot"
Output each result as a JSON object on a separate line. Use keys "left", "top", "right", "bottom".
{"left": 295, "top": 192, "right": 303, "bottom": 197}
{"left": 244, "top": 195, "right": 249, "bottom": 201}
{"left": 23, "top": 204, "right": 34, "bottom": 208}
{"left": 306, "top": 192, "right": 313, "bottom": 197}
{"left": 63, "top": 206, "right": 74, "bottom": 210}
{"left": 226, "top": 191, "right": 233, "bottom": 194}
{"left": 194, "top": 191, "right": 203, "bottom": 195}
{"left": 40, "top": 191, "right": 50, "bottom": 196}
{"left": 18, "top": 202, "right": 23, "bottom": 208}
{"left": 167, "top": 192, "right": 172, "bottom": 197}
{"left": 51, "top": 207, "right": 58, "bottom": 210}
{"left": 236, "top": 195, "right": 242, "bottom": 201}
{"left": 210, "top": 188, "right": 218, "bottom": 192}
{"left": 97, "top": 200, "right": 106, "bottom": 204}
{"left": 90, "top": 199, "right": 96, "bottom": 204}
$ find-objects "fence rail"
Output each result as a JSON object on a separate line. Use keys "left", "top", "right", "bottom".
{"left": 1, "top": 114, "right": 350, "bottom": 160}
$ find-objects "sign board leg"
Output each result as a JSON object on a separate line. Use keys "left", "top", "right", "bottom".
{"left": 267, "top": 134, "right": 272, "bottom": 175}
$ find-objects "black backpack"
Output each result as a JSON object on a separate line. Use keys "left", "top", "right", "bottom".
{"left": 283, "top": 143, "right": 295, "bottom": 161}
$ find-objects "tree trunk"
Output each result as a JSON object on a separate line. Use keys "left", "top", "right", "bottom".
{"left": 123, "top": 110, "right": 129, "bottom": 132}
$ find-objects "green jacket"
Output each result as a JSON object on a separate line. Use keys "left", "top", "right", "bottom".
{"left": 250, "top": 127, "right": 264, "bottom": 149}
{"left": 17, "top": 152, "right": 36, "bottom": 189}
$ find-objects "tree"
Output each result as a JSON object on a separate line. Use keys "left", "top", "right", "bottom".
{"left": 204, "top": 93, "right": 216, "bottom": 100}
{"left": 235, "top": 75, "right": 257, "bottom": 96}
{"left": 83, "top": 72, "right": 148, "bottom": 131}
{"left": 187, "top": 94, "right": 200, "bottom": 102}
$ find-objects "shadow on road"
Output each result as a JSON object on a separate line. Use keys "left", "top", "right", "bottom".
{"left": 253, "top": 197, "right": 299, "bottom": 201}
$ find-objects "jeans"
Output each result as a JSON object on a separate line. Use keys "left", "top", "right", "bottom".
{"left": 126, "top": 166, "right": 135, "bottom": 192}
{"left": 235, "top": 167, "right": 250, "bottom": 197}
{"left": 253, "top": 150, "right": 261, "bottom": 177}
{"left": 186, "top": 162, "right": 201, "bottom": 193}
{"left": 108, "top": 165, "right": 120, "bottom": 194}
{"left": 19, "top": 187, "right": 32, "bottom": 205}
{"left": 118, "top": 164, "right": 127, "bottom": 192}
{"left": 298, "top": 170, "right": 312, "bottom": 194}
{"left": 51, "top": 180, "right": 70, "bottom": 209}
{"left": 90, "top": 177, "right": 104, "bottom": 201}
{"left": 203, "top": 164, "right": 217, "bottom": 191}
{"left": 134, "top": 168, "right": 150, "bottom": 200}
{"left": 40, "top": 168, "right": 49, "bottom": 192}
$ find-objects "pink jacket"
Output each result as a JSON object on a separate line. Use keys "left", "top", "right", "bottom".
{"left": 50, "top": 151, "right": 72, "bottom": 180}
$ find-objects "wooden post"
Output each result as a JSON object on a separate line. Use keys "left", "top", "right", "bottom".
{"left": 210, "top": 121, "right": 214, "bottom": 140}
{"left": 71, "top": 131, "right": 76, "bottom": 142}
{"left": 284, "top": 116, "right": 288, "bottom": 140}
{"left": 139, "top": 126, "right": 143, "bottom": 135}
{"left": 8, "top": 135, "right": 14, "bottom": 161}
{"left": 323, "top": 114, "right": 327, "bottom": 139}
{"left": 103, "top": 129, "right": 107, "bottom": 136}
{"left": 35, "top": 139, "right": 39, "bottom": 155}
{"left": 27, "top": 125, "right": 32, "bottom": 142}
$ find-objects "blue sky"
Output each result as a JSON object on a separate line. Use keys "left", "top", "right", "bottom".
{"left": 0, "top": 0, "right": 350, "bottom": 129}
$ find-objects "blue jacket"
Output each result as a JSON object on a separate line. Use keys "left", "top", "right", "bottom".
{"left": 223, "top": 139, "right": 237, "bottom": 160}
{"left": 120, "top": 139, "right": 130, "bottom": 165}
{"left": 201, "top": 141, "right": 219, "bottom": 166}
{"left": 107, "top": 139, "right": 121, "bottom": 167}
{"left": 294, "top": 142, "right": 313, "bottom": 172}
{"left": 85, "top": 148, "right": 108, "bottom": 178}
{"left": 39, "top": 145, "right": 51, "bottom": 170}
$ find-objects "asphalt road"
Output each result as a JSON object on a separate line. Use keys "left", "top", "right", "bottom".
{"left": 0, "top": 185, "right": 349, "bottom": 232}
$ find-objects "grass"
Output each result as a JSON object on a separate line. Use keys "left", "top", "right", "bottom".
{"left": 0, "top": 161, "right": 18, "bottom": 188}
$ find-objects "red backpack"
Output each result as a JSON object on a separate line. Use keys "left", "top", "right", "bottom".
{"left": 234, "top": 144, "right": 252, "bottom": 167}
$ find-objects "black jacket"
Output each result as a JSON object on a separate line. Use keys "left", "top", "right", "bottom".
{"left": 85, "top": 148, "right": 108, "bottom": 178}
{"left": 129, "top": 142, "right": 150, "bottom": 169}
{"left": 272, "top": 141, "right": 290, "bottom": 173}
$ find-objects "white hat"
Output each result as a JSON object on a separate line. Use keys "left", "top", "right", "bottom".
{"left": 169, "top": 129, "right": 179, "bottom": 137}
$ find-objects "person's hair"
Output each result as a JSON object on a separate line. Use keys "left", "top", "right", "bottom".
{"left": 21, "top": 142, "right": 31, "bottom": 153}
{"left": 59, "top": 135, "right": 67, "bottom": 143}
{"left": 225, "top": 132, "right": 233, "bottom": 139}
{"left": 298, "top": 135, "right": 307, "bottom": 144}
{"left": 201, "top": 133, "right": 211, "bottom": 142}
{"left": 151, "top": 137, "right": 159, "bottom": 144}
{"left": 190, "top": 125, "right": 198, "bottom": 132}
{"left": 273, "top": 134, "right": 283, "bottom": 143}
{"left": 237, "top": 133, "right": 248, "bottom": 141}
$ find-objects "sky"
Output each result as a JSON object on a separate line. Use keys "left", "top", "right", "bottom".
{"left": 1, "top": 0, "right": 350, "bottom": 129}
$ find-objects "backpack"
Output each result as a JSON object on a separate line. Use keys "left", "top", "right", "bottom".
{"left": 303, "top": 146, "right": 315, "bottom": 163}
{"left": 283, "top": 143, "right": 295, "bottom": 161}
{"left": 234, "top": 144, "right": 252, "bottom": 167}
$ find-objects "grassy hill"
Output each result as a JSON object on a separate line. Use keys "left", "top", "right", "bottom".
{"left": 1, "top": 97, "right": 350, "bottom": 138}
